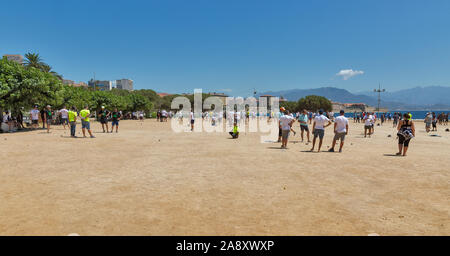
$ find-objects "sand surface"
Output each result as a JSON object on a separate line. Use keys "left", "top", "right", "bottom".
{"left": 1, "top": 119, "right": 449, "bottom": 236}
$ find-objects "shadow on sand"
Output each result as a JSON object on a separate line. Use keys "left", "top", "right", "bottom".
{"left": 383, "top": 154, "right": 403, "bottom": 157}
{"left": 267, "top": 147, "right": 287, "bottom": 150}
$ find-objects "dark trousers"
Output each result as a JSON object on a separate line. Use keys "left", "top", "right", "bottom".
{"left": 229, "top": 132, "right": 239, "bottom": 138}
{"left": 70, "top": 122, "right": 76, "bottom": 137}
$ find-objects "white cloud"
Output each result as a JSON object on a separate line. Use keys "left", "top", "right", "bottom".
{"left": 336, "top": 69, "right": 364, "bottom": 80}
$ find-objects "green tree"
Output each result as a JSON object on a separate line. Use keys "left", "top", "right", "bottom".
{"left": 126, "top": 93, "right": 153, "bottom": 113}
{"left": 280, "top": 101, "right": 298, "bottom": 113}
{"left": 24, "top": 53, "right": 44, "bottom": 69}
{"left": 41, "top": 63, "right": 63, "bottom": 80}
{"left": 297, "top": 95, "right": 332, "bottom": 112}
{"left": 0, "top": 57, "right": 63, "bottom": 110}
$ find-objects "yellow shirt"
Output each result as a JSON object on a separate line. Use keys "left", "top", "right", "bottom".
{"left": 68, "top": 111, "right": 77, "bottom": 122}
{"left": 80, "top": 109, "right": 90, "bottom": 122}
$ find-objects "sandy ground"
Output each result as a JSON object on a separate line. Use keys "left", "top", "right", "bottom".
{"left": 0, "top": 119, "right": 449, "bottom": 236}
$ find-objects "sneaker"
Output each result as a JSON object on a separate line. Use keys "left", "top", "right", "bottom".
{"left": 328, "top": 148, "right": 335, "bottom": 152}
{"left": 90, "top": 136, "right": 96, "bottom": 138}
{"left": 339, "top": 149, "right": 342, "bottom": 153}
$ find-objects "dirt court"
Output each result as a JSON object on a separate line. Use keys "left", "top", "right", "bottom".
{"left": 0, "top": 119, "right": 449, "bottom": 236}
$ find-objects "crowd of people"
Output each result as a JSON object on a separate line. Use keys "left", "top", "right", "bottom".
{"left": 1, "top": 105, "right": 449, "bottom": 156}
{"left": 1, "top": 105, "right": 124, "bottom": 137}
{"left": 267, "top": 108, "right": 448, "bottom": 157}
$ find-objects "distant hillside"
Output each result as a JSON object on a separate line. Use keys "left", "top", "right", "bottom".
{"left": 259, "top": 87, "right": 375, "bottom": 104}
{"left": 360, "top": 86, "right": 450, "bottom": 106}
{"left": 258, "top": 86, "right": 450, "bottom": 110}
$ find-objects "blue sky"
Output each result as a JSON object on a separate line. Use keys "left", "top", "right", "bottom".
{"left": 1, "top": 0, "right": 449, "bottom": 96}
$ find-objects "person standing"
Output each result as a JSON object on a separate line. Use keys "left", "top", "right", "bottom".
{"left": 15, "top": 110, "right": 24, "bottom": 130}
{"left": 80, "top": 105, "right": 95, "bottom": 138}
{"left": 190, "top": 111, "right": 195, "bottom": 131}
{"left": 59, "top": 106, "right": 69, "bottom": 130}
{"left": 44, "top": 105, "right": 53, "bottom": 133}
{"left": 279, "top": 110, "right": 295, "bottom": 149}
{"left": 98, "top": 106, "right": 110, "bottom": 133}
{"left": 310, "top": 109, "right": 332, "bottom": 152}
{"left": 424, "top": 112, "right": 433, "bottom": 133}
{"left": 329, "top": 110, "right": 349, "bottom": 153}
{"left": 30, "top": 105, "right": 40, "bottom": 130}
{"left": 364, "top": 113, "right": 374, "bottom": 138}
{"left": 298, "top": 109, "right": 311, "bottom": 143}
{"left": 68, "top": 106, "right": 78, "bottom": 138}
{"left": 396, "top": 113, "right": 415, "bottom": 156}
{"left": 110, "top": 108, "right": 121, "bottom": 133}
{"left": 40, "top": 107, "right": 46, "bottom": 129}
{"left": 393, "top": 112, "right": 399, "bottom": 128}
{"left": 432, "top": 112, "right": 437, "bottom": 131}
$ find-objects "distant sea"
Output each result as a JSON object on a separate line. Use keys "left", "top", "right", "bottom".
{"left": 337, "top": 110, "right": 450, "bottom": 119}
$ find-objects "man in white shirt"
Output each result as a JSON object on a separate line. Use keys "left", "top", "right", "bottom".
{"left": 30, "top": 105, "right": 40, "bottom": 130}
{"left": 329, "top": 110, "right": 349, "bottom": 153}
{"left": 279, "top": 110, "right": 295, "bottom": 149}
{"left": 311, "top": 109, "right": 332, "bottom": 152}
{"left": 59, "top": 106, "right": 69, "bottom": 130}
{"left": 364, "top": 113, "right": 374, "bottom": 138}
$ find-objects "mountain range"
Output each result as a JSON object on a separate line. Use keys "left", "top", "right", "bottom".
{"left": 258, "top": 86, "right": 450, "bottom": 111}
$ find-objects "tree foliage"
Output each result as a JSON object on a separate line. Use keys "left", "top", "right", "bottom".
{"left": 297, "top": 95, "right": 332, "bottom": 112}
{"left": 0, "top": 57, "right": 62, "bottom": 110}
{"left": 1, "top": 57, "right": 157, "bottom": 116}
{"left": 24, "top": 52, "right": 63, "bottom": 80}
{"left": 278, "top": 95, "right": 333, "bottom": 113}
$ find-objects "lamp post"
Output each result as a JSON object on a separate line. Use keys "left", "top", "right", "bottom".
{"left": 374, "top": 84, "right": 386, "bottom": 117}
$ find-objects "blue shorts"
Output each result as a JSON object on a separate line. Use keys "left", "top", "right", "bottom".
{"left": 82, "top": 121, "right": 90, "bottom": 130}
{"left": 112, "top": 120, "right": 119, "bottom": 126}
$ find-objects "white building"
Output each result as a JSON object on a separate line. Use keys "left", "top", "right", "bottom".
{"left": 116, "top": 79, "right": 133, "bottom": 91}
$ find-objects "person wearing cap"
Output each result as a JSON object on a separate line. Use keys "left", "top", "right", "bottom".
{"left": 310, "top": 109, "right": 332, "bottom": 152}
{"left": 30, "top": 105, "right": 40, "bottom": 130}
{"left": 277, "top": 107, "right": 286, "bottom": 142}
{"left": 98, "top": 106, "right": 111, "bottom": 133}
{"left": 44, "top": 105, "right": 53, "bottom": 133}
{"left": 329, "top": 110, "right": 349, "bottom": 153}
